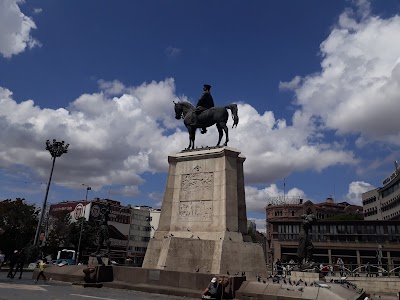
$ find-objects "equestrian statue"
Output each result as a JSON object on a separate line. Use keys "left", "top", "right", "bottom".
{"left": 174, "top": 84, "right": 239, "bottom": 150}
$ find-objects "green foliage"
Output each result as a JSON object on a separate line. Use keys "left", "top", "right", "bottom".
{"left": 248, "top": 225, "right": 257, "bottom": 243}
{"left": 0, "top": 198, "right": 39, "bottom": 256}
{"left": 43, "top": 211, "right": 73, "bottom": 256}
{"left": 43, "top": 213, "right": 98, "bottom": 261}
{"left": 24, "top": 244, "right": 40, "bottom": 262}
{"left": 68, "top": 219, "right": 98, "bottom": 256}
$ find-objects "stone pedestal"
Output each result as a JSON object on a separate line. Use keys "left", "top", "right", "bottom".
{"left": 143, "top": 147, "right": 267, "bottom": 278}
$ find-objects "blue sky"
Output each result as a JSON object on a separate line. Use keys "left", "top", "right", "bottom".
{"left": 1, "top": 0, "right": 400, "bottom": 231}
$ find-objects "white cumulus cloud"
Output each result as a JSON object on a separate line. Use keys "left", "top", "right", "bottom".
{"left": 245, "top": 184, "right": 306, "bottom": 213}
{"left": 0, "top": 0, "right": 40, "bottom": 58}
{"left": 346, "top": 181, "right": 375, "bottom": 205}
{"left": 281, "top": 5, "right": 400, "bottom": 146}
{"left": 0, "top": 76, "right": 357, "bottom": 206}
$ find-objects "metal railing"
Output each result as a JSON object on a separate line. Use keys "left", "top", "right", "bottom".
{"left": 270, "top": 262, "right": 400, "bottom": 278}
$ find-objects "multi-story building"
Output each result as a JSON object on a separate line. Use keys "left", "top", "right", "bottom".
{"left": 48, "top": 199, "right": 160, "bottom": 264}
{"left": 127, "top": 206, "right": 152, "bottom": 266}
{"left": 362, "top": 161, "right": 400, "bottom": 220}
{"left": 269, "top": 218, "right": 400, "bottom": 269}
{"left": 265, "top": 197, "right": 363, "bottom": 265}
{"left": 150, "top": 208, "right": 161, "bottom": 238}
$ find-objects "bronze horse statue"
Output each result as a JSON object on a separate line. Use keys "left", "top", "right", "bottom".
{"left": 174, "top": 101, "right": 239, "bottom": 150}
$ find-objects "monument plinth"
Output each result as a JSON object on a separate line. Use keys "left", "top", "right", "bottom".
{"left": 143, "top": 147, "right": 267, "bottom": 278}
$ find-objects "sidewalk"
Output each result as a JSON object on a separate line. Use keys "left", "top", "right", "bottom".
{"left": 370, "top": 295, "right": 397, "bottom": 300}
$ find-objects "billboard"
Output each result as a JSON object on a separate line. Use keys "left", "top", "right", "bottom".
{"left": 89, "top": 201, "right": 131, "bottom": 251}
{"left": 49, "top": 201, "right": 90, "bottom": 222}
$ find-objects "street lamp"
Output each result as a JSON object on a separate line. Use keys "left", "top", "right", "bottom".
{"left": 77, "top": 184, "right": 91, "bottom": 263}
{"left": 33, "top": 139, "right": 69, "bottom": 246}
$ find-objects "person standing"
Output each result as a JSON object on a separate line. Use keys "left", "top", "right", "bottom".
{"left": 0, "top": 251, "right": 4, "bottom": 270}
{"left": 337, "top": 257, "right": 344, "bottom": 276}
{"left": 191, "top": 84, "right": 215, "bottom": 134}
{"left": 7, "top": 250, "right": 18, "bottom": 278}
{"left": 13, "top": 249, "right": 26, "bottom": 279}
{"left": 366, "top": 262, "right": 372, "bottom": 277}
{"left": 35, "top": 259, "right": 47, "bottom": 283}
{"left": 276, "top": 259, "right": 283, "bottom": 275}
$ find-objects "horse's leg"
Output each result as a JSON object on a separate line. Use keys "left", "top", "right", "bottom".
{"left": 216, "top": 123, "right": 223, "bottom": 146}
{"left": 186, "top": 126, "right": 194, "bottom": 150}
{"left": 220, "top": 122, "right": 229, "bottom": 146}
{"left": 189, "top": 127, "right": 196, "bottom": 150}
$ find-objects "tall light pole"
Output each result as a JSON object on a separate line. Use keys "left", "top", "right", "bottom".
{"left": 34, "top": 139, "right": 69, "bottom": 246}
{"left": 77, "top": 184, "right": 91, "bottom": 263}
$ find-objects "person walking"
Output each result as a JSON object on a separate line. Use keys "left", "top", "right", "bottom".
{"left": 13, "top": 249, "right": 26, "bottom": 279}
{"left": 35, "top": 259, "right": 47, "bottom": 283}
{"left": 7, "top": 250, "right": 18, "bottom": 278}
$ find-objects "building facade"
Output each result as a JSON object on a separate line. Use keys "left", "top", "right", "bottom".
{"left": 265, "top": 197, "right": 363, "bottom": 265}
{"left": 269, "top": 219, "right": 400, "bottom": 270}
{"left": 127, "top": 206, "right": 152, "bottom": 266}
{"left": 48, "top": 199, "right": 160, "bottom": 264}
{"left": 362, "top": 161, "right": 400, "bottom": 221}
{"left": 149, "top": 209, "right": 161, "bottom": 238}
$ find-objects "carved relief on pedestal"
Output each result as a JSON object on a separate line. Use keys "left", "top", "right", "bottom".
{"left": 178, "top": 201, "right": 212, "bottom": 221}
{"left": 180, "top": 166, "right": 213, "bottom": 202}
{"left": 179, "top": 166, "right": 214, "bottom": 222}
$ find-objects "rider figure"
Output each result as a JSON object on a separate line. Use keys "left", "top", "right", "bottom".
{"left": 192, "top": 84, "right": 214, "bottom": 134}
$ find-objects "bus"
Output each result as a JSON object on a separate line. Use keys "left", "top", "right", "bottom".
{"left": 55, "top": 249, "right": 76, "bottom": 265}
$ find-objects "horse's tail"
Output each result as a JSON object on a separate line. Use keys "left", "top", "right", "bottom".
{"left": 225, "top": 104, "right": 239, "bottom": 128}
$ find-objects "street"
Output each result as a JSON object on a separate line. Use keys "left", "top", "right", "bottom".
{"left": 0, "top": 272, "right": 192, "bottom": 300}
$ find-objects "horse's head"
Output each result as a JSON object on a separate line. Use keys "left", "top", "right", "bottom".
{"left": 173, "top": 101, "right": 183, "bottom": 119}
{"left": 174, "top": 101, "right": 194, "bottom": 120}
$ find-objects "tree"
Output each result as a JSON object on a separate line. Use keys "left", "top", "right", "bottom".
{"left": 0, "top": 198, "right": 39, "bottom": 257}
{"left": 44, "top": 211, "right": 73, "bottom": 256}
{"left": 248, "top": 225, "right": 257, "bottom": 243}
{"left": 44, "top": 212, "right": 98, "bottom": 262}
{"left": 68, "top": 219, "right": 98, "bottom": 260}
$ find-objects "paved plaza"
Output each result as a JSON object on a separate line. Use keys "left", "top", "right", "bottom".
{"left": 0, "top": 272, "right": 193, "bottom": 300}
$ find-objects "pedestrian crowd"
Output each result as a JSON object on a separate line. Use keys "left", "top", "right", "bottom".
{"left": 1, "top": 248, "right": 48, "bottom": 283}
{"left": 0, "top": 249, "right": 26, "bottom": 279}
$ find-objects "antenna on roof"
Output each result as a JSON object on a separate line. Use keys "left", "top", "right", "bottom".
{"left": 333, "top": 184, "right": 336, "bottom": 202}
{"left": 283, "top": 178, "right": 286, "bottom": 202}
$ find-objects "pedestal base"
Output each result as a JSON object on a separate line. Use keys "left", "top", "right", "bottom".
{"left": 143, "top": 236, "right": 267, "bottom": 278}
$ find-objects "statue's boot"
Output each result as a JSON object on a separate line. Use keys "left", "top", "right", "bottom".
{"left": 301, "top": 261, "right": 315, "bottom": 270}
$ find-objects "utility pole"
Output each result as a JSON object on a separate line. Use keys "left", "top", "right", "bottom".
{"left": 34, "top": 139, "right": 69, "bottom": 246}
{"left": 77, "top": 184, "right": 91, "bottom": 263}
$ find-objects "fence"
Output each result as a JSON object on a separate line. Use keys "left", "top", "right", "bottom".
{"left": 271, "top": 262, "right": 400, "bottom": 278}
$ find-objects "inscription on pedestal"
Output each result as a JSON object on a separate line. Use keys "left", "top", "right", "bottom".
{"left": 179, "top": 166, "right": 213, "bottom": 222}
{"left": 179, "top": 201, "right": 212, "bottom": 221}
{"left": 180, "top": 166, "right": 213, "bottom": 201}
